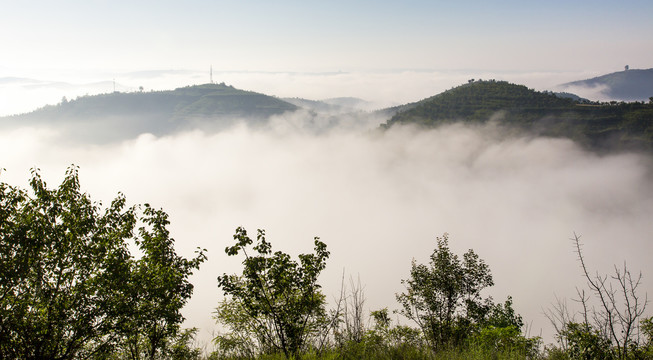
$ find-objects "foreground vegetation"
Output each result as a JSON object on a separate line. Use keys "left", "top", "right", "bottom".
{"left": 1, "top": 167, "right": 652, "bottom": 359}
{"left": 0, "top": 167, "right": 207, "bottom": 359}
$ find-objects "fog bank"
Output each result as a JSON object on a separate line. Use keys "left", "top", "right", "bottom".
{"left": 1, "top": 119, "right": 652, "bottom": 347}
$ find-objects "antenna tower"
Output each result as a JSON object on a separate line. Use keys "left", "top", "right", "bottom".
{"left": 210, "top": 65, "right": 214, "bottom": 84}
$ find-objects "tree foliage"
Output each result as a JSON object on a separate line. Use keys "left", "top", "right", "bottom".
{"left": 216, "top": 227, "right": 330, "bottom": 358}
{"left": 0, "top": 166, "right": 205, "bottom": 359}
{"left": 396, "top": 233, "right": 495, "bottom": 350}
{"left": 118, "top": 205, "right": 207, "bottom": 360}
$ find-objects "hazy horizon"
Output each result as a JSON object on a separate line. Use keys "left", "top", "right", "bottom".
{"left": 0, "top": 66, "right": 645, "bottom": 118}
{"left": 3, "top": 0, "right": 653, "bottom": 117}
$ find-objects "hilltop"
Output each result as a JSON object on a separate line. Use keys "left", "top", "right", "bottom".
{"left": 383, "top": 80, "right": 653, "bottom": 152}
{"left": 560, "top": 68, "right": 653, "bottom": 101}
{"left": 1, "top": 83, "right": 298, "bottom": 142}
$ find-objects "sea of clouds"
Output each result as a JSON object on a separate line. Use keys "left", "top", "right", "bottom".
{"left": 1, "top": 105, "right": 652, "bottom": 348}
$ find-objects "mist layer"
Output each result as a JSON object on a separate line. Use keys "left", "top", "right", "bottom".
{"left": 1, "top": 118, "right": 651, "bottom": 346}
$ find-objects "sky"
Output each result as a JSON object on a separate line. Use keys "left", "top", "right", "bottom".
{"left": 2, "top": 0, "right": 653, "bottom": 351}
{"left": 2, "top": 0, "right": 653, "bottom": 115}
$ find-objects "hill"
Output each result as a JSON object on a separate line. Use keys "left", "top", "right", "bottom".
{"left": 560, "top": 68, "right": 653, "bottom": 101}
{"left": 383, "top": 80, "right": 653, "bottom": 152}
{"left": 1, "top": 83, "right": 298, "bottom": 142}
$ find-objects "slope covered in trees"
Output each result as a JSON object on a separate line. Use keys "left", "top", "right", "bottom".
{"left": 0, "top": 83, "right": 298, "bottom": 142}
{"left": 16, "top": 83, "right": 297, "bottom": 122}
{"left": 383, "top": 80, "right": 653, "bottom": 152}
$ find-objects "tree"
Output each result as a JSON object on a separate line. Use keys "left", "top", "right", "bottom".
{"left": 333, "top": 275, "right": 367, "bottom": 347}
{"left": 118, "top": 205, "right": 207, "bottom": 360}
{"left": 641, "top": 316, "right": 653, "bottom": 358}
{"left": 558, "top": 322, "right": 613, "bottom": 360}
{"left": 216, "top": 227, "right": 330, "bottom": 358}
{"left": 0, "top": 166, "right": 205, "bottom": 359}
{"left": 396, "top": 233, "right": 494, "bottom": 350}
{"left": 566, "top": 234, "right": 648, "bottom": 360}
{"left": 471, "top": 297, "right": 541, "bottom": 357}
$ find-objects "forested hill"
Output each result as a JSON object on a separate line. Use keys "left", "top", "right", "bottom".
{"left": 383, "top": 80, "right": 653, "bottom": 152}
{"left": 1, "top": 83, "right": 298, "bottom": 142}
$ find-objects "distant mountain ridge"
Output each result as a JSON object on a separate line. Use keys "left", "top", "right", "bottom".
{"left": 560, "top": 68, "right": 653, "bottom": 101}
{"left": 17, "top": 83, "right": 297, "bottom": 121}
{"left": 1, "top": 83, "right": 298, "bottom": 142}
{"left": 3, "top": 79, "right": 653, "bottom": 153}
{"left": 383, "top": 80, "right": 653, "bottom": 152}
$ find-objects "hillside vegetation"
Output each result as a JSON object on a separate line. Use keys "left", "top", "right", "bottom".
{"left": 383, "top": 80, "right": 653, "bottom": 152}
{"left": 1, "top": 83, "right": 298, "bottom": 141}
{"left": 27, "top": 83, "right": 296, "bottom": 120}
{"left": 3, "top": 79, "right": 653, "bottom": 151}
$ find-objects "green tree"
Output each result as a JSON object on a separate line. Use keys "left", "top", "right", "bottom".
{"left": 641, "top": 316, "right": 653, "bottom": 358}
{"left": 118, "top": 205, "right": 207, "bottom": 360}
{"left": 483, "top": 296, "right": 524, "bottom": 329}
{"left": 216, "top": 227, "right": 329, "bottom": 358}
{"left": 469, "top": 297, "right": 541, "bottom": 358}
{"left": 396, "top": 233, "right": 494, "bottom": 351}
{"left": 0, "top": 167, "right": 205, "bottom": 359}
{"left": 559, "top": 322, "right": 614, "bottom": 360}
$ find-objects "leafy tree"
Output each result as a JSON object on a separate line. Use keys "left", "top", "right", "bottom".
{"left": 0, "top": 167, "right": 205, "bottom": 359}
{"left": 0, "top": 167, "right": 134, "bottom": 358}
{"left": 216, "top": 227, "right": 330, "bottom": 358}
{"left": 559, "top": 322, "right": 614, "bottom": 360}
{"left": 483, "top": 296, "right": 524, "bottom": 329}
{"left": 396, "top": 233, "right": 494, "bottom": 350}
{"left": 641, "top": 316, "right": 653, "bottom": 358}
{"left": 118, "top": 205, "right": 207, "bottom": 360}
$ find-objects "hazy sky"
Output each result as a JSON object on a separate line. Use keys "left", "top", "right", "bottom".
{"left": 3, "top": 0, "right": 652, "bottom": 72}
{"left": 2, "top": 0, "right": 653, "bottom": 115}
